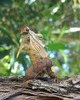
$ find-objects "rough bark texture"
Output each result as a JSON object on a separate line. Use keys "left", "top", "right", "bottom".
{"left": 0, "top": 75, "right": 80, "bottom": 100}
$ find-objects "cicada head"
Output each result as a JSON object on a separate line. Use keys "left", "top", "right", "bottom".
{"left": 21, "top": 27, "right": 30, "bottom": 35}
{"left": 20, "top": 26, "right": 31, "bottom": 43}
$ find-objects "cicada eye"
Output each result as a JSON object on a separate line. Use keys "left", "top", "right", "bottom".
{"left": 26, "top": 27, "right": 30, "bottom": 32}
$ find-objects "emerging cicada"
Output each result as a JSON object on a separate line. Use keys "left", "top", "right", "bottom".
{"left": 17, "top": 27, "right": 56, "bottom": 80}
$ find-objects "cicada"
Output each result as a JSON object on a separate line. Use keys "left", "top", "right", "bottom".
{"left": 17, "top": 27, "right": 56, "bottom": 80}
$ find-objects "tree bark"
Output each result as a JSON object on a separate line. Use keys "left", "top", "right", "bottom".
{"left": 0, "top": 75, "right": 80, "bottom": 100}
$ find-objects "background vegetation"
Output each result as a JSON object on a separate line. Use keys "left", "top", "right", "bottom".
{"left": 0, "top": 0, "right": 80, "bottom": 78}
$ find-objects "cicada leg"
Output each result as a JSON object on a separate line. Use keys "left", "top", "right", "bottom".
{"left": 45, "top": 59, "right": 57, "bottom": 78}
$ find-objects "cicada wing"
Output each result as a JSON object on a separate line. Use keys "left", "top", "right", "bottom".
{"left": 30, "top": 36, "right": 48, "bottom": 58}
{"left": 29, "top": 30, "right": 45, "bottom": 47}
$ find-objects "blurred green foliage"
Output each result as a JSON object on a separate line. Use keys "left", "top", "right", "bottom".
{"left": 0, "top": 0, "right": 80, "bottom": 78}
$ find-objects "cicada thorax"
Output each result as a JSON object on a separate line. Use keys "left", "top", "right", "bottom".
{"left": 25, "top": 44, "right": 42, "bottom": 65}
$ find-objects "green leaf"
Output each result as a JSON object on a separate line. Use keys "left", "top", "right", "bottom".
{"left": 0, "top": 49, "right": 10, "bottom": 59}
{"left": 46, "top": 42, "right": 66, "bottom": 50}
{"left": 0, "top": 37, "right": 14, "bottom": 46}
